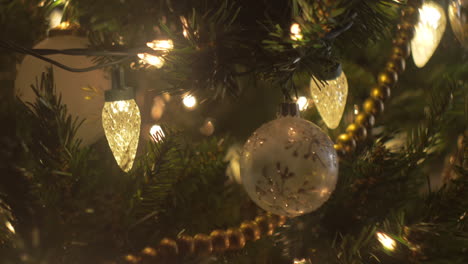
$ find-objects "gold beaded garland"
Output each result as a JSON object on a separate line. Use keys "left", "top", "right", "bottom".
{"left": 386, "top": 55, "right": 406, "bottom": 74}
{"left": 210, "top": 230, "right": 230, "bottom": 252}
{"left": 363, "top": 98, "right": 384, "bottom": 116}
{"left": 124, "top": 254, "right": 140, "bottom": 264}
{"left": 355, "top": 112, "right": 375, "bottom": 129}
{"left": 176, "top": 235, "right": 195, "bottom": 256}
{"left": 255, "top": 215, "right": 275, "bottom": 236}
{"left": 337, "top": 133, "right": 357, "bottom": 153}
{"left": 194, "top": 234, "right": 213, "bottom": 256}
{"left": 401, "top": 6, "right": 420, "bottom": 25}
{"left": 346, "top": 123, "right": 368, "bottom": 142}
{"left": 277, "top": 215, "right": 287, "bottom": 226}
{"left": 139, "top": 247, "right": 158, "bottom": 264}
{"left": 334, "top": 143, "right": 346, "bottom": 157}
{"left": 226, "top": 228, "right": 246, "bottom": 250}
{"left": 240, "top": 221, "right": 261, "bottom": 241}
{"left": 370, "top": 85, "right": 391, "bottom": 101}
{"left": 158, "top": 238, "right": 179, "bottom": 258}
{"left": 392, "top": 43, "right": 411, "bottom": 59}
{"left": 377, "top": 70, "right": 398, "bottom": 87}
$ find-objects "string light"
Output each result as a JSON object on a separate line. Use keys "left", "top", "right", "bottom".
{"left": 102, "top": 68, "right": 141, "bottom": 172}
{"left": 296, "top": 96, "right": 309, "bottom": 111}
{"left": 182, "top": 94, "right": 197, "bottom": 109}
{"left": 290, "top": 23, "right": 303, "bottom": 41}
{"left": 310, "top": 66, "right": 348, "bottom": 129}
{"left": 411, "top": 1, "right": 446, "bottom": 68}
{"left": 150, "top": 124, "right": 165, "bottom": 142}
{"left": 180, "top": 16, "right": 190, "bottom": 38}
{"left": 376, "top": 232, "right": 396, "bottom": 251}
{"left": 200, "top": 119, "right": 215, "bottom": 136}
{"left": 137, "top": 53, "right": 165, "bottom": 68}
{"left": 5, "top": 221, "right": 15, "bottom": 234}
{"left": 138, "top": 39, "right": 174, "bottom": 68}
{"left": 146, "top": 39, "right": 174, "bottom": 51}
{"left": 293, "top": 258, "right": 311, "bottom": 264}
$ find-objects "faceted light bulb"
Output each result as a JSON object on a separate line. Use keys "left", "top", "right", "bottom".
{"left": 310, "top": 70, "right": 348, "bottom": 129}
{"left": 411, "top": 1, "right": 447, "bottom": 68}
{"left": 102, "top": 99, "right": 141, "bottom": 172}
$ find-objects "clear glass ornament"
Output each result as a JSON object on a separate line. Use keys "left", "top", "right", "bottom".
{"left": 310, "top": 69, "right": 348, "bottom": 129}
{"left": 448, "top": 0, "right": 468, "bottom": 47}
{"left": 240, "top": 116, "right": 338, "bottom": 217}
{"left": 411, "top": 1, "right": 447, "bottom": 68}
{"left": 102, "top": 99, "right": 141, "bottom": 172}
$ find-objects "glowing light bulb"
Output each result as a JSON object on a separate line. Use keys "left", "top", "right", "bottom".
{"left": 102, "top": 99, "right": 141, "bottom": 172}
{"left": 180, "top": 16, "right": 190, "bottom": 38}
{"left": 290, "top": 23, "right": 303, "bottom": 41}
{"left": 138, "top": 39, "right": 173, "bottom": 68}
{"left": 293, "top": 258, "right": 311, "bottom": 264}
{"left": 296, "top": 96, "right": 309, "bottom": 111}
{"left": 376, "top": 232, "right": 396, "bottom": 251}
{"left": 137, "top": 53, "right": 165, "bottom": 68}
{"left": 146, "top": 39, "right": 174, "bottom": 51}
{"left": 310, "top": 67, "right": 348, "bottom": 129}
{"left": 49, "top": 8, "right": 64, "bottom": 29}
{"left": 182, "top": 94, "right": 197, "bottom": 109}
{"left": 150, "top": 124, "right": 165, "bottom": 142}
{"left": 5, "top": 221, "right": 15, "bottom": 234}
{"left": 200, "top": 119, "right": 215, "bottom": 136}
{"left": 411, "top": 1, "right": 447, "bottom": 68}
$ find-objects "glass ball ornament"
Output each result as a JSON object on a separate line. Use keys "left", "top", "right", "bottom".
{"left": 240, "top": 116, "right": 339, "bottom": 217}
{"left": 15, "top": 33, "right": 110, "bottom": 146}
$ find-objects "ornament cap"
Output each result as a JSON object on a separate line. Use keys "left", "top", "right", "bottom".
{"left": 105, "top": 67, "right": 135, "bottom": 101}
{"left": 277, "top": 103, "right": 300, "bottom": 117}
{"left": 105, "top": 87, "right": 135, "bottom": 101}
{"left": 323, "top": 63, "right": 342, "bottom": 81}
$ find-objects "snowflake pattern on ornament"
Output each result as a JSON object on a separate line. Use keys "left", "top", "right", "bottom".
{"left": 240, "top": 117, "right": 338, "bottom": 217}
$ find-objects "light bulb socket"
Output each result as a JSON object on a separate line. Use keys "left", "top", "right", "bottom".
{"left": 105, "top": 67, "right": 135, "bottom": 101}
{"left": 105, "top": 87, "right": 135, "bottom": 102}
{"left": 323, "top": 63, "right": 342, "bottom": 81}
{"left": 277, "top": 103, "right": 300, "bottom": 117}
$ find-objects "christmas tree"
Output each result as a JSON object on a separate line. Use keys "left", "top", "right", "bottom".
{"left": 1, "top": 0, "right": 467, "bottom": 263}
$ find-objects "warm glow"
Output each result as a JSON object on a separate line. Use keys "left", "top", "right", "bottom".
{"left": 354, "top": 104, "right": 359, "bottom": 115}
{"left": 49, "top": 8, "right": 64, "bottom": 29}
{"left": 376, "top": 232, "right": 396, "bottom": 251}
{"left": 290, "top": 23, "right": 303, "bottom": 41}
{"left": 180, "top": 16, "right": 189, "bottom": 38}
{"left": 102, "top": 99, "right": 141, "bottom": 172}
{"left": 182, "top": 94, "right": 197, "bottom": 109}
{"left": 146, "top": 39, "right": 174, "bottom": 51}
{"left": 5, "top": 221, "right": 15, "bottom": 234}
{"left": 296, "top": 96, "right": 309, "bottom": 111}
{"left": 200, "top": 119, "right": 215, "bottom": 136}
{"left": 411, "top": 1, "right": 446, "bottom": 68}
{"left": 150, "top": 125, "right": 165, "bottom": 142}
{"left": 310, "top": 70, "right": 348, "bottom": 129}
{"left": 293, "top": 259, "right": 308, "bottom": 264}
{"left": 56, "top": 21, "right": 71, "bottom": 29}
{"left": 137, "top": 53, "right": 165, "bottom": 68}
